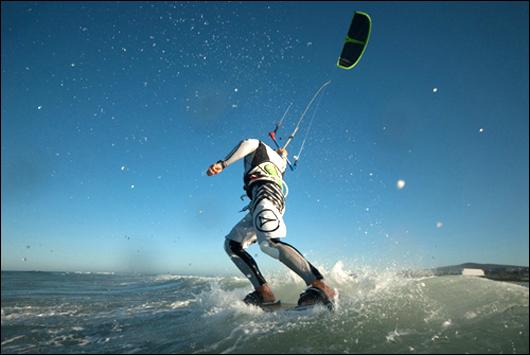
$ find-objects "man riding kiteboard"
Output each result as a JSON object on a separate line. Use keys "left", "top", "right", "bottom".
{"left": 206, "top": 139, "right": 336, "bottom": 309}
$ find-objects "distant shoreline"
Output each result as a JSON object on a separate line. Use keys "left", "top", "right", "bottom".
{"left": 431, "top": 263, "right": 529, "bottom": 282}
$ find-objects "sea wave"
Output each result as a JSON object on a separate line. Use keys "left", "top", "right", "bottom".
{"left": 1, "top": 264, "right": 528, "bottom": 354}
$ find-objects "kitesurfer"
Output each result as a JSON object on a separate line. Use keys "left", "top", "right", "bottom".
{"left": 206, "top": 139, "right": 336, "bottom": 309}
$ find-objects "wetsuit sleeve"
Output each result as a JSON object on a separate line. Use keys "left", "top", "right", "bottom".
{"left": 220, "top": 139, "right": 260, "bottom": 168}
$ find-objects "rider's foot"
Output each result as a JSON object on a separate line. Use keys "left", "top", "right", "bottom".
{"left": 243, "top": 284, "right": 277, "bottom": 305}
{"left": 256, "top": 284, "right": 276, "bottom": 303}
{"left": 310, "top": 279, "right": 336, "bottom": 300}
{"left": 296, "top": 279, "right": 336, "bottom": 310}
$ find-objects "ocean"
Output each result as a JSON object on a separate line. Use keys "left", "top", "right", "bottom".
{"left": 1, "top": 265, "right": 528, "bottom": 354}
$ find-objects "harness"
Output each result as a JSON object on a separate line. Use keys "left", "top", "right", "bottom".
{"left": 240, "top": 142, "right": 288, "bottom": 213}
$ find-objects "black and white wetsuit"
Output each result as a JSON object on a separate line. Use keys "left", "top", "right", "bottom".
{"left": 220, "top": 139, "right": 323, "bottom": 288}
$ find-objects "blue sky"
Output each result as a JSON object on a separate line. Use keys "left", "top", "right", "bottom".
{"left": 1, "top": 1, "right": 528, "bottom": 274}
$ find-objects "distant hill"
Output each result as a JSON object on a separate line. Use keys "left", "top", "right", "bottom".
{"left": 433, "top": 263, "right": 529, "bottom": 282}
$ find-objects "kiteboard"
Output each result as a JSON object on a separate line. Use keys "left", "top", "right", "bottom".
{"left": 260, "top": 301, "right": 334, "bottom": 313}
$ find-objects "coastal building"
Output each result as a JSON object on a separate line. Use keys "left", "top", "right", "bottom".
{"left": 462, "top": 268, "right": 485, "bottom": 277}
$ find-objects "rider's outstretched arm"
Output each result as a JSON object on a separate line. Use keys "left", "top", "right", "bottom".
{"left": 220, "top": 139, "right": 259, "bottom": 168}
{"left": 206, "top": 139, "right": 259, "bottom": 176}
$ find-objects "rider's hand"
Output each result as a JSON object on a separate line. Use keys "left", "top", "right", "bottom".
{"left": 276, "top": 148, "right": 288, "bottom": 159}
{"left": 206, "top": 162, "right": 224, "bottom": 176}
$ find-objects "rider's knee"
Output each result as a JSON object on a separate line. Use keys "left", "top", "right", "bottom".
{"left": 225, "top": 238, "right": 244, "bottom": 256}
{"left": 259, "top": 240, "right": 280, "bottom": 259}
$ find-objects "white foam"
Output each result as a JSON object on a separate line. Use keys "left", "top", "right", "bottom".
{"left": 328, "top": 261, "right": 356, "bottom": 285}
{"left": 153, "top": 274, "right": 221, "bottom": 283}
{"left": 169, "top": 300, "right": 194, "bottom": 309}
{"left": 2, "top": 306, "right": 80, "bottom": 321}
{"left": 1, "top": 335, "right": 25, "bottom": 346}
{"left": 442, "top": 319, "right": 452, "bottom": 328}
